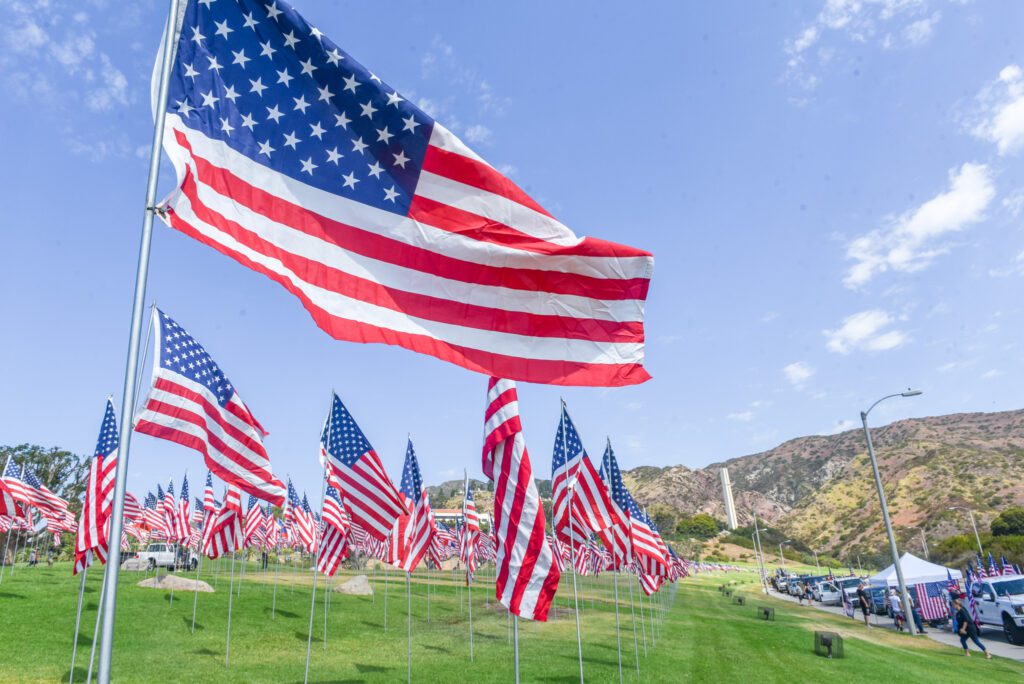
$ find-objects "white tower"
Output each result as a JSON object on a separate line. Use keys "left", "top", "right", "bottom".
{"left": 720, "top": 467, "right": 738, "bottom": 530}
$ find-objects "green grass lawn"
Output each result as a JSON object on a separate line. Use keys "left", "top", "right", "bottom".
{"left": 0, "top": 559, "right": 1022, "bottom": 682}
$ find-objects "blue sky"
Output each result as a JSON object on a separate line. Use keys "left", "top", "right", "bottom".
{"left": 2, "top": 0, "right": 1024, "bottom": 500}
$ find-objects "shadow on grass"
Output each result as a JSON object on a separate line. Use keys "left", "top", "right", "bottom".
{"left": 0, "top": 591, "right": 26, "bottom": 599}
{"left": 193, "top": 647, "right": 218, "bottom": 656}
{"left": 183, "top": 616, "right": 203, "bottom": 630}
{"left": 422, "top": 644, "right": 450, "bottom": 654}
{"left": 354, "top": 663, "right": 389, "bottom": 674}
{"left": 63, "top": 667, "right": 87, "bottom": 682}
{"left": 295, "top": 631, "right": 311, "bottom": 642}
{"left": 75, "top": 633, "right": 94, "bottom": 647}
{"left": 266, "top": 607, "right": 300, "bottom": 619}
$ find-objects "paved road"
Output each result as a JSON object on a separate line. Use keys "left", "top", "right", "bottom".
{"left": 765, "top": 588, "right": 1024, "bottom": 662}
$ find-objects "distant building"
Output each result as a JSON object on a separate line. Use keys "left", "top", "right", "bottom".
{"left": 432, "top": 508, "right": 493, "bottom": 532}
{"left": 720, "top": 467, "right": 738, "bottom": 530}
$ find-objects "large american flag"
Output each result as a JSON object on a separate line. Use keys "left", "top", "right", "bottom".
{"left": 123, "top": 492, "right": 144, "bottom": 523}
{"left": 75, "top": 398, "right": 120, "bottom": 572}
{"left": 163, "top": 479, "right": 188, "bottom": 543}
{"left": 156, "top": 0, "right": 653, "bottom": 388}
{"left": 598, "top": 442, "right": 633, "bottom": 568}
{"left": 135, "top": 308, "right": 286, "bottom": 505}
{"left": 319, "top": 393, "right": 405, "bottom": 540}
{"left": 482, "top": 378, "right": 560, "bottom": 621}
{"left": 551, "top": 404, "right": 620, "bottom": 548}
{"left": 459, "top": 484, "right": 480, "bottom": 579}
{"left": 176, "top": 475, "right": 192, "bottom": 542}
{"left": 913, "top": 581, "right": 949, "bottom": 621}
{"left": 394, "top": 439, "right": 433, "bottom": 573}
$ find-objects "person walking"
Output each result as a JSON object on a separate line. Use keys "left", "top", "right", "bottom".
{"left": 952, "top": 596, "right": 991, "bottom": 659}
{"left": 28, "top": 549, "right": 38, "bottom": 567}
{"left": 804, "top": 582, "right": 814, "bottom": 605}
{"left": 889, "top": 589, "right": 905, "bottom": 632}
{"left": 908, "top": 592, "right": 927, "bottom": 634}
{"left": 856, "top": 581, "right": 872, "bottom": 628}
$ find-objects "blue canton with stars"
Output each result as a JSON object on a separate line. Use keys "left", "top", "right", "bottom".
{"left": 599, "top": 442, "right": 637, "bottom": 515}
{"left": 180, "top": 474, "right": 190, "bottom": 503}
{"left": 320, "top": 393, "right": 374, "bottom": 468}
{"left": 156, "top": 308, "right": 237, "bottom": 408}
{"left": 3, "top": 459, "right": 23, "bottom": 480}
{"left": 399, "top": 439, "right": 422, "bottom": 501}
{"left": 145, "top": 491, "right": 158, "bottom": 510}
{"left": 94, "top": 399, "right": 120, "bottom": 460}
{"left": 167, "top": 480, "right": 175, "bottom": 498}
{"left": 247, "top": 493, "right": 258, "bottom": 511}
{"left": 167, "top": 0, "right": 434, "bottom": 215}
{"left": 552, "top": 405, "right": 586, "bottom": 472}
{"left": 325, "top": 485, "right": 342, "bottom": 504}
{"left": 287, "top": 478, "right": 301, "bottom": 508}
{"left": 23, "top": 468, "right": 46, "bottom": 491}
{"left": 157, "top": 483, "right": 166, "bottom": 502}
{"left": 301, "top": 493, "right": 313, "bottom": 515}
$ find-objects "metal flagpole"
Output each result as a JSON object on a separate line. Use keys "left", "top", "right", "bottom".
{"left": 303, "top": 468, "right": 329, "bottom": 684}
{"left": 322, "top": 572, "right": 330, "bottom": 650}
{"left": 468, "top": 572, "right": 474, "bottom": 661}
{"left": 0, "top": 527, "right": 13, "bottom": 583}
{"left": 559, "top": 402, "right": 584, "bottom": 684}
{"left": 512, "top": 613, "right": 521, "bottom": 684}
{"left": 612, "top": 570, "right": 623, "bottom": 684}
{"left": 384, "top": 563, "right": 389, "bottom": 632}
{"left": 237, "top": 550, "right": 246, "bottom": 596}
{"left": 69, "top": 551, "right": 91, "bottom": 683}
{"left": 225, "top": 552, "right": 237, "bottom": 669}
{"left": 647, "top": 590, "right": 655, "bottom": 648}
{"left": 637, "top": 579, "right": 647, "bottom": 656}
{"left": 425, "top": 562, "right": 431, "bottom": 623}
{"left": 406, "top": 572, "right": 412, "bottom": 684}
{"left": 191, "top": 552, "right": 204, "bottom": 633}
{"left": 10, "top": 519, "right": 24, "bottom": 575}
{"left": 97, "top": 0, "right": 182, "bottom": 679}
{"left": 271, "top": 544, "right": 280, "bottom": 620}
{"left": 627, "top": 571, "right": 640, "bottom": 676}
{"left": 86, "top": 573, "right": 108, "bottom": 684}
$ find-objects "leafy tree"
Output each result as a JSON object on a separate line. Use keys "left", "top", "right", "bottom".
{"left": 0, "top": 444, "right": 88, "bottom": 512}
{"left": 991, "top": 507, "right": 1024, "bottom": 537}
{"left": 676, "top": 513, "right": 724, "bottom": 540}
{"left": 647, "top": 503, "right": 679, "bottom": 534}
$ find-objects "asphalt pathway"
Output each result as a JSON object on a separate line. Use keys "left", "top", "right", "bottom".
{"left": 765, "top": 587, "right": 1024, "bottom": 662}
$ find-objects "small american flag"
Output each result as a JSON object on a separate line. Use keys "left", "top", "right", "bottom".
{"left": 157, "top": 0, "right": 652, "bottom": 388}
{"left": 75, "top": 397, "right": 119, "bottom": 574}
{"left": 598, "top": 443, "right": 634, "bottom": 569}
{"left": 459, "top": 484, "right": 480, "bottom": 579}
{"left": 202, "top": 485, "right": 244, "bottom": 558}
{"left": 317, "top": 486, "right": 350, "bottom": 576}
{"left": 123, "top": 492, "right": 144, "bottom": 523}
{"left": 285, "top": 480, "right": 316, "bottom": 552}
{"left": 243, "top": 494, "right": 266, "bottom": 547}
{"left": 22, "top": 466, "right": 69, "bottom": 515}
{"left": 135, "top": 308, "right": 286, "bottom": 505}
{"left": 394, "top": 439, "right": 433, "bottom": 573}
{"left": 482, "top": 378, "right": 560, "bottom": 621}
{"left": 320, "top": 393, "right": 405, "bottom": 540}
{"left": 0, "top": 479, "right": 23, "bottom": 519}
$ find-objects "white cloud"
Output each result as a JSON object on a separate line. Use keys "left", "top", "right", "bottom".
{"left": 727, "top": 411, "right": 755, "bottom": 422}
{"left": 85, "top": 53, "right": 129, "bottom": 111}
{"left": 1003, "top": 189, "right": 1024, "bottom": 217}
{"left": 988, "top": 250, "right": 1024, "bottom": 278}
{"left": 844, "top": 162, "right": 995, "bottom": 287}
{"left": 981, "top": 368, "right": 1004, "bottom": 380}
{"left": 464, "top": 124, "right": 492, "bottom": 145}
{"left": 782, "top": 361, "right": 815, "bottom": 386}
{"left": 824, "top": 309, "right": 909, "bottom": 354}
{"left": 971, "top": 64, "right": 1024, "bottom": 155}
{"left": 824, "top": 419, "right": 858, "bottom": 435}
{"left": 785, "top": 0, "right": 938, "bottom": 91}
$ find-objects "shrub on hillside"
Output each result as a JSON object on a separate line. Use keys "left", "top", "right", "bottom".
{"left": 992, "top": 508, "right": 1024, "bottom": 537}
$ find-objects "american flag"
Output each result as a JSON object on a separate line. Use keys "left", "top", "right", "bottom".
{"left": 394, "top": 440, "right": 433, "bottom": 573}
{"left": 1, "top": 460, "right": 33, "bottom": 509}
{"left": 176, "top": 475, "right": 192, "bottom": 542}
{"left": 243, "top": 494, "right": 266, "bottom": 547}
{"left": 1002, "top": 555, "right": 1015, "bottom": 576}
{"left": 143, "top": 491, "right": 165, "bottom": 533}
{"left": 135, "top": 308, "right": 286, "bottom": 505}
{"left": 319, "top": 393, "right": 405, "bottom": 540}
{"left": 459, "top": 483, "right": 480, "bottom": 579}
{"left": 75, "top": 398, "right": 119, "bottom": 572}
{"left": 262, "top": 504, "right": 278, "bottom": 547}
{"left": 157, "top": 0, "right": 653, "bottom": 389}
{"left": 317, "top": 486, "right": 350, "bottom": 576}
{"left": 203, "top": 470, "right": 217, "bottom": 513}
{"left": 0, "top": 478, "right": 23, "bottom": 519}
{"left": 21, "top": 466, "right": 69, "bottom": 515}
{"left": 123, "top": 492, "right": 144, "bottom": 523}
{"left": 163, "top": 479, "right": 187, "bottom": 543}
{"left": 598, "top": 442, "right": 633, "bottom": 568}
{"left": 285, "top": 480, "right": 316, "bottom": 552}
{"left": 637, "top": 571, "right": 662, "bottom": 596}
{"left": 202, "top": 485, "right": 244, "bottom": 558}
{"left": 551, "top": 404, "right": 620, "bottom": 549}
{"left": 482, "top": 378, "right": 560, "bottom": 621}
{"left": 914, "top": 582, "right": 949, "bottom": 621}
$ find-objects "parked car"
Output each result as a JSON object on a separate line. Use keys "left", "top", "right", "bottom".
{"left": 867, "top": 586, "right": 889, "bottom": 615}
{"left": 815, "top": 577, "right": 862, "bottom": 605}
{"left": 135, "top": 543, "right": 198, "bottom": 571}
{"left": 971, "top": 574, "right": 1024, "bottom": 645}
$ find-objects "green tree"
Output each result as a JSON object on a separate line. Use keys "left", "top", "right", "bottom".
{"left": 647, "top": 503, "right": 679, "bottom": 534}
{"left": 991, "top": 507, "right": 1024, "bottom": 537}
{"left": 676, "top": 513, "right": 724, "bottom": 540}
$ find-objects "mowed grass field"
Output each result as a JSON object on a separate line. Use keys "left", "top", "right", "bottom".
{"left": 1, "top": 559, "right": 1023, "bottom": 683}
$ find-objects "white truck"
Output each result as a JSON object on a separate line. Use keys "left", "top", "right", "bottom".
{"left": 971, "top": 574, "right": 1024, "bottom": 645}
{"left": 135, "top": 543, "right": 198, "bottom": 572}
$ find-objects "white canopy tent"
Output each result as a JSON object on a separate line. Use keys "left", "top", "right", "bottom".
{"left": 868, "top": 552, "right": 963, "bottom": 588}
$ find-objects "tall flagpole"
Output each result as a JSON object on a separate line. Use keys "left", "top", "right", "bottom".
{"left": 190, "top": 551, "right": 204, "bottom": 633}
{"left": 464, "top": 470, "right": 474, "bottom": 662}
{"left": 384, "top": 563, "right": 389, "bottom": 632}
{"left": 225, "top": 551, "right": 237, "bottom": 669}
{"left": 406, "top": 571, "right": 412, "bottom": 684}
{"left": 271, "top": 543, "right": 280, "bottom": 620}
{"left": 69, "top": 552, "right": 91, "bottom": 683}
{"left": 303, "top": 467, "right": 329, "bottom": 684}
{"left": 512, "top": 613, "right": 521, "bottom": 684}
{"left": 97, "top": 0, "right": 181, "bottom": 679}
{"left": 603, "top": 438, "right": 623, "bottom": 684}
{"left": 627, "top": 570, "right": 640, "bottom": 676}
{"left": 560, "top": 402, "right": 584, "bottom": 684}
{"left": 86, "top": 573, "right": 108, "bottom": 684}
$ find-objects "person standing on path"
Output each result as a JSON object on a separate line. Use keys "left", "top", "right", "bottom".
{"left": 952, "top": 597, "right": 992, "bottom": 659}
{"left": 889, "top": 589, "right": 905, "bottom": 632}
{"left": 856, "top": 581, "right": 872, "bottom": 628}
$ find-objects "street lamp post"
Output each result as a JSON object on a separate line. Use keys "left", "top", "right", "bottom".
{"left": 779, "top": 540, "right": 791, "bottom": 572}
{"left": 812, "top": 550, "right": 820, "bottom": 570}
{"left": 948, "top": 506, "right": 984, "bottom": 558}
{"left": 908, "top": 526, "right": 929, "bottom": 560}
{"left": 861, "top": 389, "right": 922, "bottom": 636}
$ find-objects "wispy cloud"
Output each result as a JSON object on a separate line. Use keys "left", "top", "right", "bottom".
{"left": 970, "top": 65, "right": 1024, "bottom": 156}
{"left": 843, "top": 163, "right": 995, "bottom": 287}
{"left": 824, "top": 309, "right": 908, "bottom": 354}
{"left": 981, "top": 368, "right": 1004, "bottom": 380}
{"left": 782, "top": 361, "right": 815, "bottom": 387}
{"left": 727, "top": 411, "right": 755, "bottom": 422}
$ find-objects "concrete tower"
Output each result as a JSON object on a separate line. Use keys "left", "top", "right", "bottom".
{"left": 720, "top": 467, "right": 738, "bottom": 530}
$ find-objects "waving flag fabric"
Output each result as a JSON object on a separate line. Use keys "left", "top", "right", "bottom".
{"left": 460, "top": 485, "right": 480, "bottom": 579}
{"left": 135, "top": 308, "right": 286, "bottom": 505}
{"left": 394, "top": 440, "right": 433, "bottom": 573}
{"left": 243, "top": 494, "right": 266, "bottom": 546}
{"left": 319, "top": 393, "right": 405, "bottom": 540}
{"left": 123, "top": 492, "right": 144, "bottom": 523}
{"left": 156, "top": 0, "right": 653, "bottom": 388}
{"left": 0, "top": 479, "right": 23, "bottom": 519}
{"left": 1, "top": 460, "right": 32, "bottom": 508}
{"left": 21, "top": 466, "right": 69, "bottom": 515}
{"left": 202, "top": 485, "right": 243, "bottom": 558}
{"left": 317, "top": 486, "right": 350, "bottom": 576}
{"left": 551, "top": 404, "right": 620, "bottom": 548}
{"left": 482, "top": 378, "right": 560, "bottom": 621}
{"left": 176, "top": 475, "right": 192, "bottom": 542}
{"left": 285, "top": 480, "right": 316, "bottom": 552}
{"left": 75, "top": 398, "right": 120, "bottom": 573}
{"left": 598, "top": 442, "right": 633, "bottom": 568}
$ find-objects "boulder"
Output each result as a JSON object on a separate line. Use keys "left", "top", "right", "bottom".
{"left": 137, "top": 574, "right": 213, "bottom": 593}
{"left": 334, "top": 574, "right": 373, "bottom": 596}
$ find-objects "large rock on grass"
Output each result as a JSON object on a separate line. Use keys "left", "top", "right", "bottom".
{"left": 137, "top": 574, "right": 213, "bottom": 592}
{"left": 334, "top": 574, "right": 373, "bottom": 596}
